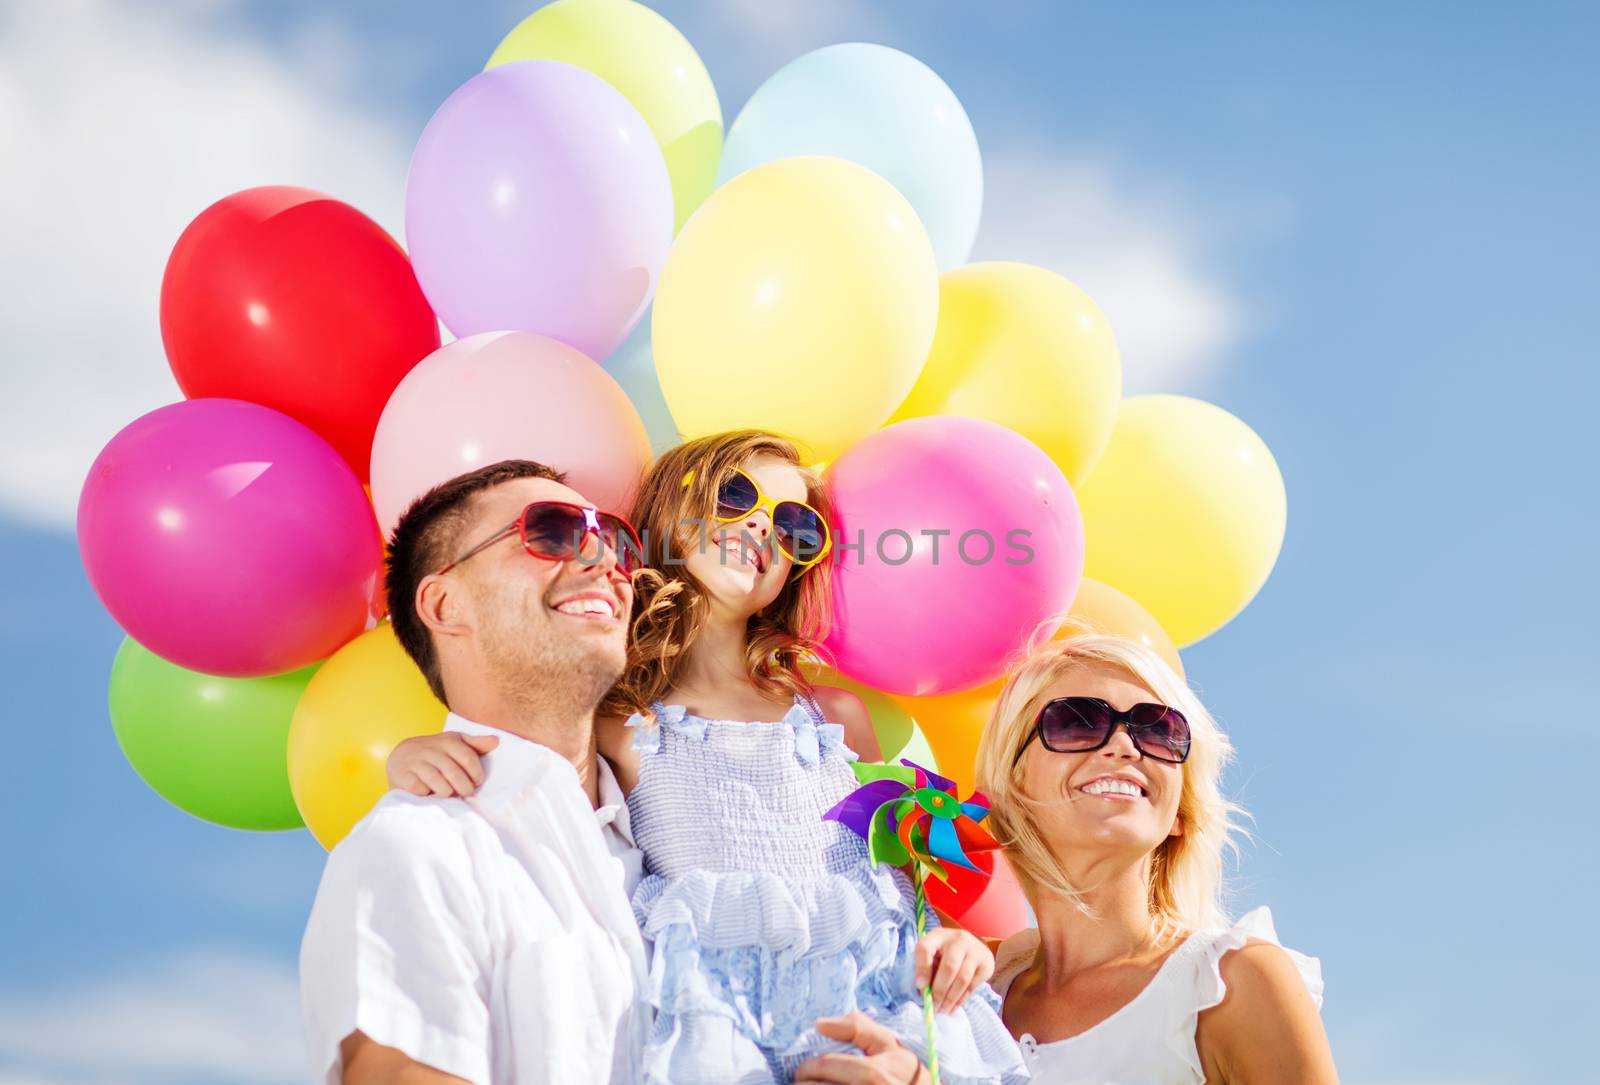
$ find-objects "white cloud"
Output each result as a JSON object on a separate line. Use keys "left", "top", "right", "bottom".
{"left": 0, "top": 1073, "right": 87, "bottom": 1085}
{"left": 0, "top": 0, "right": 411, "bottom": 530}
{"left": 973, "top": 151, "right": 1248, "bottom": 393}
{"left": 0, "top": 950, "right": 303, "bottom": 1085}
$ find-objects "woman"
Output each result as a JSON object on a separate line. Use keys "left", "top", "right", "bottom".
{"left": 972, "top": 633, "right": 1338, "bottom": 1084}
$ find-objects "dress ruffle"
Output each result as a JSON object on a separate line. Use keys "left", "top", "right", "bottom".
{"left": 1168, "top": 905, "right": 1325, "bottom": 1079}
{"left": 633, "top": 862, "right": 915, "bottom": 1047}
{"left": 634, "top": 867, "right": 908, "bottom": 962}
{"left": 627, "top": 697, "right": 1025, "bottom": 1084}
{"left": 631, "top": 835, "right": 1025, "bottom": 1082}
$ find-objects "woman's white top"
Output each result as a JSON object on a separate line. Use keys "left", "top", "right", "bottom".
{"left": 991, "top": 907, "right": 1324, "bottom": 1084}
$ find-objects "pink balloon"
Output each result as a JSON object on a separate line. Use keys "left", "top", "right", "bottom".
{"left": 823, "top": 417, "right": 1084, "bottom": 696}
{"left": 405, "top": 60, "right": 674, "bottom": 360}
{"left": 78, "top": 400, "right": 381, "bottom": 677}
{"left": 370, "top": 331, "right": 651, "bottom": 535}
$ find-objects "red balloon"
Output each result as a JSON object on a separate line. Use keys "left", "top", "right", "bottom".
{"left": 160, "top": 186, "right": 440, "bottom": 479}
{"left": 927, "top": 849, "right": 1033, "bottom": 940}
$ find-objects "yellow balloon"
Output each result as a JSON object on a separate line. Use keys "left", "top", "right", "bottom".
{"left": 653, "top": 156, "right": 939, "bottom": 462}
{"left": 1060, "top": 577, "right": 1185, "bottom": 678}
{"left": 1076, "top": 395, "right": 1286, "bottom": 647}
{"left": 890, "top": 262, "right": 1122, "bottom": 486}
{"left": 487, "top": 0, "right": 723, "bottom": 231}
{"left": 287, "top": 623, "right": 447, "bottom": 849}
{"left": 894, "top": 581, "right": 1186, "bottom": 784}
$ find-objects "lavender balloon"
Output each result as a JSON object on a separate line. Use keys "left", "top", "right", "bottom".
{"left": 406, "top": 60, "right": 674, "bottom": 360}
{"left": 78, "top": 400, "right": 381, "bottom": 678}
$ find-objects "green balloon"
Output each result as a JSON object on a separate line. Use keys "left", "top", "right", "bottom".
{"left": 895, "top": 720, "right": 940, "bottom": 773}
{"left": 108, "top": 638, "right": 318, "bottom": 830}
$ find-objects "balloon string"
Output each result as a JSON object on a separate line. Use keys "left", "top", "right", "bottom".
{"left": 915, "top": 866, "right": 941, "bottom": 1085}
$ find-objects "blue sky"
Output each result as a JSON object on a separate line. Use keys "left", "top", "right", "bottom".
{"left": 1, "top": 1, "right": 1595, "bottom": 1082}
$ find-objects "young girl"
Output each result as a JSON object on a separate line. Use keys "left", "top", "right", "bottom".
{"left": 389, "top": 431, "right": 1027, "bottom": 1084}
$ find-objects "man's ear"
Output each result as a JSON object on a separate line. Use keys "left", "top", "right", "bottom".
{"left": 416, "top": 574, "right": 472, "bottom": 639}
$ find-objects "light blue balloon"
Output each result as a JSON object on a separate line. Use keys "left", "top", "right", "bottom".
{"left": 602, "top": 310, "right": 682, "bottom": 456}
{"left": 718, "top": 43, "right": 982, "bottom": 271}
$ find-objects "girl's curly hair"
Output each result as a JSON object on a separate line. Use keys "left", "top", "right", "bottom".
{"left": 598, "top": 431, "right": 835, "bottom": 720}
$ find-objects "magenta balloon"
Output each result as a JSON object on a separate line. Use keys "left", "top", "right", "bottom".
{"left": 78, "top": 400, "right": 380, "bottom": 678}
{"left": 369, "top": 331, "right": 652, "bottom": 536}
{"left": 405, "top": 60, "right": 674, "bottom": 360}
{"left": 823, "top": 417, "right": 1085, "bottom": 696}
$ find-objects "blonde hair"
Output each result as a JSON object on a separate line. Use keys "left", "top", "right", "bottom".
{"left": 974, "top": 632, "right": 1245, "bottom": 937}
{"left": 598, "top": 431, "right": 834, "bottom": 719}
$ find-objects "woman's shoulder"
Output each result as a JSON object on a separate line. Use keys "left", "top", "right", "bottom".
{"left": 1186, "top": 906, "right": 1324, "bottom": 1013}
{"left": 1188, "top": 907, "right": 1334, "bottom": 1082}
{"left": 1212, "top": 939, "right": 1321, "bottom": 1015}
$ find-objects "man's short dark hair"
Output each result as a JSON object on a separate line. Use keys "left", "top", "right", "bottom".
{"left": 387, "top": 460, "right": 568, "bottom": 704}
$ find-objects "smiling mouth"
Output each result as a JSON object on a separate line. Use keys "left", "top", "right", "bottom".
{"left": 721, "top": 537, "right": 765, "bottom": 573}
{"left": 550, "top": 596, "right": 619, "bottom": 621}
{"left": 1078, "top": 778, "right": 1146, "bottom": 800}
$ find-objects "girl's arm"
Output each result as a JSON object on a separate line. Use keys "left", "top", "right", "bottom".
{"left": 813, "top": 685, "right": 882, "bottom": 762}
{"left": 386, "top": 732, "right": 498, "bottom": 797}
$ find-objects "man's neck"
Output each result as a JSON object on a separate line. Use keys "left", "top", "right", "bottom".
{"left": 453, "top": 691, "right": 602, "bottom": 808}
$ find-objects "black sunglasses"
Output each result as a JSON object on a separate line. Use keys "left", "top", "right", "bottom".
{"left": 1014, "top": 696, "right": 1192, "bottom": 766}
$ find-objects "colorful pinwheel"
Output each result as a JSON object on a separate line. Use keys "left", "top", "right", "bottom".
{"left": 826, "top": 759, "right": 1001, "bottom": 878}
{"left": 824, "top": 760, "right": 1002, "bottom": 1084}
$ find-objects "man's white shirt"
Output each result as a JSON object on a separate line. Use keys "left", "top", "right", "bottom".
{"left": 300, "top": 713, "right": 647, "bottom": 1084}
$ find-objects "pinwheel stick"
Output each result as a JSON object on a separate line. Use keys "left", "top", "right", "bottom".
{"left": 823, "top": 760, "right": 1002, "bottom": 1085}
{"left": 912, "top": 864, "right": 941, "bottom": 1084}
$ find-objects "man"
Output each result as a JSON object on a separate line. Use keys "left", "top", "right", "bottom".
{"left": 300, "top": 458, "right": 933, "bottom": 1085}
{"left": 300, "top": 460, "right": 646, "bottom": 1084}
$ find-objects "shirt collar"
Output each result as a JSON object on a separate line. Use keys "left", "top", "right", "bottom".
{"left": 593, "top": 755, "right": 632, "bottom": 843}
{"left": 443, "top": 713, "right": 633, "bottom": 843}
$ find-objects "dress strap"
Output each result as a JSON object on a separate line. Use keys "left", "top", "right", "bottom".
{"left": 627, "top": 703, "right": 699, "bottom": 754}
{"left": 784, "top": 695, "right": 857, "bottom": 766}
{"left": 796, "top": 692, "right": 828, "bottom": 726}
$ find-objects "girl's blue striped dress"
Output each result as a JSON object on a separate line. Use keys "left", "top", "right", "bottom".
{"left": 624, "top": 693, "right": 1028, "bottom": 1084}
